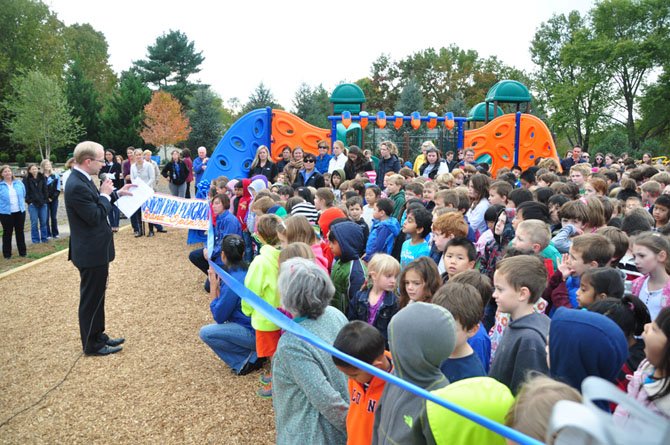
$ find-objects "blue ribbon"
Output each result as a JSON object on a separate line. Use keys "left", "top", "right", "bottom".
{"left": 208, "top": 260, "right": 543, "bottom": 445}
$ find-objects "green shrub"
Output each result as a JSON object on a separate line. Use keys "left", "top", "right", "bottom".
{"left": 16, "top": 154, "right": 26, "bottom": 167}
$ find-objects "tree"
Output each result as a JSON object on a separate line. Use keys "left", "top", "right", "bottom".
{"left": 3, "top": 70, "right": 83, "bottom": 161}
{"left": 66, "top": 60, "right": 102, "bottom": 142}
{"left": 591, "top": 0, "right": 670, "bottom": 150}
{"left": 356, "top": 54, "right": 401, "bottom": 112}
{"left": 133, "top": 30, "right": 205, "bottom": 105}
{"left": 392, "top": 78, "right": 427, "bottom": 156}
{"left": 241, "top": 82, "right": 282, "bottom": 114}
{"left": 187, "top": 86, "right": 224, "bottom": 149}
{"left": 63, "top": 23, "right": 117, "bottom": 98}
{"left": 530, "top": 11, "right": 612, "bottom": 150}
{"left": 100, "top": 71, "right": 152, "bottom": 150}
{"left": 638, "top": 67, "right": 670, "bottom": 142}
{"left": 140, "top": 90, "right": 191, "bottom": 160}
{"left": 292, "top": 83, "right": 330, "bottom": 128}
{"left": 0, "top": 0, "right": 67, "bottom": 151}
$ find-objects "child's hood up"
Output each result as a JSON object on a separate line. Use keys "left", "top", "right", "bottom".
{"left": 330, "top": 221, "right": 365, "bottom": 262}
{"left": 549, "top": 307, "right": 628, "bottom": 391}
{"left": 388, "top": 302, "right": 456, "bottom": 389}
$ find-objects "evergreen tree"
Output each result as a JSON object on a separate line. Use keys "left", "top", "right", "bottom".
{"left": 133, "top": 30, "right": 204, "bottom": 105}
{"left": 100, "top": 71, "right": 152, "bottom": 150}
{"left": 292, "top": 83, "right": 330, "bottom": 128}
{"left": 66, "top": 60, "right": 102, "bottom": 142}
{"left": 241, "top": 82, "right": 282, "bottom": 114}
{"left": 187, "top": 86, "right": 224, "bottom": 149}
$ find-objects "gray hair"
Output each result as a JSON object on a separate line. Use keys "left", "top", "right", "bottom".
{"left": 279, "top": 258, "right": 334, "bottom": 319}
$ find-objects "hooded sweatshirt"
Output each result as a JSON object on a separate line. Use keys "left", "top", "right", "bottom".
{"left": 364, "top": 217, "right": 401, "bottom": 262}
{"left": 236, "top": 179, "right": 252, "bottom": 231}
{"left": 426, "top": 377, "right": 515, "bottom": 445}
{"left": 246, "top": 178, "right": 268, "bottom": 233}
{"left": 372, "top": 303, "right": 456, "bottom": 445}
{"left": 242, "top": 244, "right": 280, "bottom": 331}
{"left": 489, "top": 312, "right": 550, "bottom": 394}
{"left": 330, "top": 221, "right": 367, "bottom": 314}
{"left": 549, "top": 307, "right": 628, "bottom": 408}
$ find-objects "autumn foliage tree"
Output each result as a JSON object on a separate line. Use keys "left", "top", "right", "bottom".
{"left": 140, "top": 90, "right": 191, "bottom": 161}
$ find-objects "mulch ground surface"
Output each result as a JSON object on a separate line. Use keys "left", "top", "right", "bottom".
{"left": 0, "top": 227, "right": 275, "bottom": 444}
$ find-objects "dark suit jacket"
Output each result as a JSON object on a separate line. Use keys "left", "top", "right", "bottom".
{"left": 64, "top": 169, "right": 115, "bottom": 269}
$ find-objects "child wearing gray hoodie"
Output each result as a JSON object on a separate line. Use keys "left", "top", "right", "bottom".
{"left": 372, "top": 302, "right": 456, "bottom": 445}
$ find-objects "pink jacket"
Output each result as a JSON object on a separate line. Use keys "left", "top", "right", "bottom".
{"left": 613, "top": 360, "right": 670, "bottom": 422}
{"left": 311, "top": 243, "right": 329, "bottom": 273}
{"left": 631, "top": 275, "right": 670, "bottom": 311}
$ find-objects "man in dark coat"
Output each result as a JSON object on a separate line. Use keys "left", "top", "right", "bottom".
{"left": 65, "top": 141, "right": 135, "bottom": 356}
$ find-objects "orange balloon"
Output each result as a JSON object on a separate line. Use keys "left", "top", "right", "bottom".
{"left": 359, "top": 111, "right": 369, "bottom": 129}
{"left": 342, "top": 111, "right": 352, "bottom": 129}
{"left": 376, "top": 111, "right": 387, "bottom": 129}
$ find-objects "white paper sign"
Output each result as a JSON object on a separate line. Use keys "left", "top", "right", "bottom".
{"left": 115, "top": 180, "right": 154, "bottom": 218}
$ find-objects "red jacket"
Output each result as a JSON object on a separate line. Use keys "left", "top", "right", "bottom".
{"left": 236, "top": 179, "right": 252, "bottom": 232}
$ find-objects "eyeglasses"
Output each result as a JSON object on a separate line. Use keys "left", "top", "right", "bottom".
{"left": 318, "top": 146, "right": 327, "bottom": 149}
{"left": 304, "top": 159, "right": 315, "bottom": 163}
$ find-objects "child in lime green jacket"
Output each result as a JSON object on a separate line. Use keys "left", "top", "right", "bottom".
{"left": 242, "top": 214, "right": 282, "bottom": 397}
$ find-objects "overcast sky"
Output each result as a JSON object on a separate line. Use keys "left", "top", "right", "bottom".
{"left": 47, "top": 0, "right": 594, "bottom": 110}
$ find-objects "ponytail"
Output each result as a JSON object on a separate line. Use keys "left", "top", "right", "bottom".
{"left": 588, "top": 295, "right": 651, "bottom": 338}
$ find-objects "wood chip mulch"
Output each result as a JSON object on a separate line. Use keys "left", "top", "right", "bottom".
{"left": 0, "top": 228, "right": 276, "bottom": 444}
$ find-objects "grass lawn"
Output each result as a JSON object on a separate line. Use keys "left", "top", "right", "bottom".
{"left": 0, "top": 235, "right": 69, "bottom": 274}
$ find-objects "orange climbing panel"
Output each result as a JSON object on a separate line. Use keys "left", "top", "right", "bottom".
{"left": 270, "top": 110, "right": 330, "bottom": 161}
{"left": 464, "top": 113, "right": 560, "bottom": 175}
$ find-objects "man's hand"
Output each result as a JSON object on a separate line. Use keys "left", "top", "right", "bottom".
{"left": 100, "top": 179, "right": 114, "bottom": 196}
{"left": 117, "top": 183, "right": 137, "bottom": 197}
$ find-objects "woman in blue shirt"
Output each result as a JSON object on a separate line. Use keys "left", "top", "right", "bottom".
{"left": 0, "top": 165, "right": 27, "bottom": 258}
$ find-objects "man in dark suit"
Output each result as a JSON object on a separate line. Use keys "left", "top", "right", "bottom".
{"left": 65, "top": 141, "right": 135, "bottom": 356}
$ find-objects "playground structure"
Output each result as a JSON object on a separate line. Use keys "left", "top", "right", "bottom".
{"left": 202, "top": 80, "right": 560, "bottom": 182}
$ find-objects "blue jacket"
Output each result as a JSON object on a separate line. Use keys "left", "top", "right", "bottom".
{"left": 0, "top": 180, "right": 27, "bottom": 214}
{"left": 210, "top": 267, "right": 252, "bottom": 329}
{"left": 347, "top": 288, "right": 399, "bottom": 342}
{"left": 549, "top": 307, "right": 628, "bottom": 409}
{"left": 193, "top": 156, "right": 207, "bottom": 186}
{"left": 209, "top": 210, "right": 243, "bottom": 263}
{"left": 330, "top": 221, "right": 367, "bottom": 314}
{"left": 364, "top": 217, "right": 401, "bottom": 262}
{"left": 315, "top": 153, "right": 332, "bottom": 174}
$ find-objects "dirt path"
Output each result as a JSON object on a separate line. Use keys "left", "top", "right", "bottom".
{"left": 0, "top": 227, "right": 275, "bottom": 444}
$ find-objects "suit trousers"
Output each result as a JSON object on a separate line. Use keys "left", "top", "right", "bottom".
{"left": 78, "top": 264, "right": 109, "bottom": 353}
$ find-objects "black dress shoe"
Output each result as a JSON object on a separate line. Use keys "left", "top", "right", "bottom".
{"left": 147, "top": 231, "right": 155, "bottom": 237}
{"left": 157, "top": 228, "right": 168, "bottom": 233}
{"left": 134, "top": 232, "right": 143, "bottom": 237}
{"left": 106, "top": 337, "right": 125, "bottom": 347}
{"left": 86, "top": 345, "right": 123, "bottom": 356}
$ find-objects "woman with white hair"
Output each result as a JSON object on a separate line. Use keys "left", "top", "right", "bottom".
{"left": 272, "top": 258, "right": 349, "bottom": 445}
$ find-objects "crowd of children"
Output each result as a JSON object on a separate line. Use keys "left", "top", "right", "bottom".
{"left": 192, "top": 143, "right": 670, "bottom": 444}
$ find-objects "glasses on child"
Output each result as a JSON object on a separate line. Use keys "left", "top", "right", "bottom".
{"left": 304, "top": 159, "right": 315, "bottom": 163}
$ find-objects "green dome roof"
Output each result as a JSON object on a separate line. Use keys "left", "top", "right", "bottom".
{"left": 330, "top": 83, "right": 366, "bottom": 104}
{"left": 485, "top": 80, "right": 531, "bottom": 103}
{"left": 468, "top": 102, "right": 506, "bottom": 121}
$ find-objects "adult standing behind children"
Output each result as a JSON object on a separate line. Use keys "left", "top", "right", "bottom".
{"left": 41, "top": 159, "right": 61, "bottom": 239}
{"left": 65, "top": 141, "right": 135, "bottom": 356}
{"left": 181, "top": 148, "right": 194, "bottom": 198}
{"left": 328, "top": 141, "right": 348, "bottom": 174}
{"left": 0, "top": 165, "right": 27, "bottom": 258}
{"left": 248, "top": 145, "right": 277, "bottom": 183}
{"left": 344, "top": 145, "right": 373, "bottom": 180}
{"left": 100, "top": 148, "right": 123, "bottom": 232}
{"left": 292, "top": 153, "right": 325, "bottom": 189}
{"left": 23, "top": 163, "right": 48, "bottom": 244}
{"left": 315, "top": 140, "right": 332, "bottom": 174}
{"left": 273, "top": 258, "right": 349, "bottom": 445}
{"left": 193, "top": 146, "right": 209, "bottom": 187}
{"left": 375, "top": 141, "right": 401, "bottom": 188}
{"left": 161, "top": 149, "right": 189, "bottom": 197}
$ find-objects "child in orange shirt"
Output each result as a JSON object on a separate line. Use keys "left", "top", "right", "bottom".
{"left": 333, "top": 321, "right": 393, "bottom": 445}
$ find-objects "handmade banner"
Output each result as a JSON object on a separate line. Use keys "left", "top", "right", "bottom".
{"left": 141, "top": 193, "right": 210, "bottom": 230}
